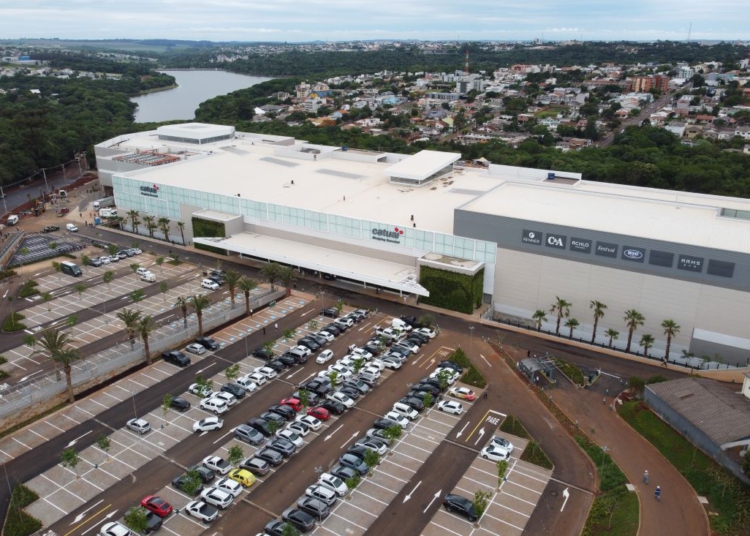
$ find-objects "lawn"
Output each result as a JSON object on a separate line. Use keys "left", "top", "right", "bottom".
{"left": 583, "top": 486, "right": 639, "bottom": 536}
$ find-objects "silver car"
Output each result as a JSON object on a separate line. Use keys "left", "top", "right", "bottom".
{"left": 126, "top": 418, "right": 151, "bottom": 435}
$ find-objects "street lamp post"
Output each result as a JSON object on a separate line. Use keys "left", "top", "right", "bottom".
{"left": 0, "top": 457, "right": 12, "bottom": 497}
{"left": 469, "top": 326, "right": 475, "bottom": 353}
{"left": 130, "top": 390, "right": 138, "bottom": 419}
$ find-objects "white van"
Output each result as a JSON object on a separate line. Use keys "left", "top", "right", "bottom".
{"left": 140, "top": 272, "right": 156, "bottom": 283}
{"left": 99, "top": 208, "right": 118, "bottom": 218}
{"left": 6, "top": 215, "right": 18, "bottom": 226}
{"left": 392, "top": 402, "right": 418, "bottom": 420}
{"left": 93, "top": 201, "right": 100, "bottom": 210}
{"left": 391, "top": 318, "right": 413, "bottom": 332}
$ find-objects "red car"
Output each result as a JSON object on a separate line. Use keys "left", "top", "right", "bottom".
{"left": 307, "top": 407, "right": 331, "bottom": 422}
{"left": 141, "top": 495, "right": 173, "bottom": 517}
{"left": 280, "top": 397, "right": 302, "bottom": 412}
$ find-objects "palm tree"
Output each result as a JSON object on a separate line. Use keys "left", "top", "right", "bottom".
{"left": 564, "top": 318, "right": 580, "bottom": 339}
{"left": 589, "top": 300, "right": 607, "bottom": 344}
{"left": 277, "top": 265, "right": 295, "bottom": 297}
{"left": 224, "top": 269, "right": 241, "bottom": 308}
{"left": 238, "top": 277, "right": 258, "bottom": 315}
{"left": 116, "top": 308, "right": 142, "bottom": 347}
{"left": 55, "top": 347, "right": 82, "bottom": 404}
{"left": 137, "top": 315, "right": 157, "bottom": 365}
{"left": 261, "top": 262, "right": 281, "bottom": 291}
{"left": 177, "top": 221, "right": 186, "bottom": 245}
{"left": 34, "top": 329, "right": 72, "bottom": 381}
{"left": 550, "top": 297, "right": 572, "bottom": 335}
{"left": 623, "top": 309, "right": 645, "bottom": 353}
{"left": 188, "top": 294, "right": 211, "bottom": 336}
{"left": 640, "top": 334, "right": 655, "bottom": 357}
{"left": 158, "top": 217, "right": 170, "bottom": 242}
{"left": 127, "top": 210, "right": 140, "bottom": 234}
{"left": 532, "top": 309, "right": 547, "bottom": 330}
{"left": 143, "top": 215, "right": 156, "bottom": 238}
{"left": 175, "top": 296, "right": 189, "bottom": 328}
{"left": 661, "top": 319, "right": 680, "bottom": 360}
{"left": 605, "top": 328, "right": 620, "bottom": 348}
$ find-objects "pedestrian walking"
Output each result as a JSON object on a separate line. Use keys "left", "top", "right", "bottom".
{"left": 654, "top": 486, "right": 661, "bottom": 501}
{"left": 643, "top": 470, "right": 649, "bottom": 484}
{"left": 661, "top": 357, "right": 669, "bottom": 367}
{"left": 483, "top": 391, "right": 488, "bottom": 400}
{"left": 263, "top": 327, "right": 266, "bottom": 335}
{"left": 274, "top": 323, "right": 278, "bottom": 331}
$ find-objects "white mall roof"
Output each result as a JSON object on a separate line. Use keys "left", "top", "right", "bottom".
{"left": 156, "top": 122, "right": 234, "bottom": 141}
{"left": 384, "top": 150, "right": 460, "bottom": 180}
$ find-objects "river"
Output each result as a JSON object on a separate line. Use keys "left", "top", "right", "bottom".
{"left": 132, "top": 70, "right": 271, "bottom": 123}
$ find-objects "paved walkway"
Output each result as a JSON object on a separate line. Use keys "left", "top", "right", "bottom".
{"left": 551, "top": 380, "right": 710, "bottom": 536}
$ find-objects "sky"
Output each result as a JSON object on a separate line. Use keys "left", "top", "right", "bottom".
{"left": 0, "top": 0, "right": 748, "bottom": 42}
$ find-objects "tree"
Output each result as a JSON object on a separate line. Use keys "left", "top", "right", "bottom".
{"left": 282, "top": 328, "right": 295, "bottom": 341}
{"left": 182, "top": 470, "right": 203, "bottom": 496}
{"left": 473, "top": 489, "right": 492, "bottom": 519}
{"left": 277, "top": 265, "right": 295, "bottom": 296}
{"left": 22, "top": 334, "right": 36, "bottom": 354}
{"left": 158, "top": 217, "right": 171, "bottom": 242}
{"left": 363, "top": 448, "right": 380, "bottom": 474}
{"left": 589, "top": 300, "right": 607, "bottom": 344}
{"left": 661, "top": 319, "right": 680, "bottom": 360}
{"left": 281, "top": 524, "right": 301, "bottom": 536}
{"left": 564, "top": 318, "right": 579, "bottom": 339}
{"left": 224, "top": 269, "right": 241, "bottom": 308}
{"left": 66, "top": 315, "right": 78, "bottom": 332}
{"left": 52, "top": 261, "right": 61, "bottom": 273}
{"left": 124, "top": 507, "right": 149, "bottom": 533}
{"left": 227, "top": 445, "right": 244, "bottom": 467}
{"left": 328, "top": 370, "right": 339, "bottom": 386}
{"left": 496, "top": 460, "right": 509, "bottom": 487}
{"left": 34, "top": 328, "right": 71, "bottom": 381}
{"left": 308, "top": 320, "right": 318, "bottom": 332}
{"left": 42, "top": 291, "right": 52, "bottom": 312}
{"left": 335, "top": 299, "right": 344, "bottom": 315}
{"left": 55, "top": 347, "right": 82, "bottom": 403}
{"left": 550, "top": 297, "right": 572, "bottom": 336}
{"left": 130, "top": 289, "right": 146, "bottom": 310}
{"left": 238, "top": 277, "right": 258, "bottom": 315}
{"left": 532, "top": 310, "right": 547, "bottom": 330}
{"left": 261, "top": 262, "right": 281, "bottom": 291}
{"left": 137, "top": 315, "right": 156, "bottom": 364}
{"left": 116, "top": 308, "right": 141, "bottom": 347}
{"left": 107, "top": 244, "right": 119, "bottom": 257}
{"left": 623, "top": 309, "right": 645, "bottom": 353}
{"left": 81, "top": 254, "right": 90, "bottom": 266}
{"left": 345, "top": 473, "right": 361, "bottom": 492}
{"left": 383, "top": 425, "right": 402, "bottom": 442}
{"left": 423, "top": 392, "right": 433, "bottom": 408}
{"left": 97, "top": 434, "right": 111, "bottom": 461}
{"left": 74, "top": 283, "right": 86, "bottom": 301}
{"left": 263, "top": 339, "right": 276, "bottom": 357}
{"left": 188, "top": 294, "right": 211, "bottom": 336}
{"left": 162, "top": 393, "right": 173, "bottom": 422}
{"left": 640, "top": 334, "right": 655, "bottom": 356}
{"left": 436, "top": 369, "right": 452, "bottom": 391}
{"left": 60, "top": 447, "right": 80, "bottom": 477}
{"left": 155, "top": 256, "right": 164, "bottom": 273}
{"left": 159, "top": 281, "right": 169, "bottom": 302}
{"left": 298, "top": 389, "right": 311, "bottom": 409}
{"left": 606, "top": 328, "right": 620, "bottom": 348}
{"left": 194, "top": 375, "right": 214, "bottom": 397}
{"left": 177, "top": 221, "right": 186, "bottom": 245}
{"left": 225, "top": 364, "right": 240, "bottom": 382}
{"left": 102, "top": 270, "right": 114, "bottom": 290}
{"left": 352, "top": 358, "right": 365, "bottom": 376}
{"left": 127, "top": 210, "right": 140, "bottom": 235}
{"left": 627, "top": 376, "right": 645, "bottom": 395}
{"left": 175, "top": 296, "right": 189, "bottom": 328}
{"left": 129, "top": 262, "right": 140, "bottom": 275}
{"left": 266, "top": 419, "right": 281, "bottom": 435}
{"left": 418, "top": 314, "right": 434, "bottom": 327}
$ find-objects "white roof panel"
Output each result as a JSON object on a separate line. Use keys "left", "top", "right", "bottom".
{"left": 384, "top": 150, "right": 460, "bottom": 181}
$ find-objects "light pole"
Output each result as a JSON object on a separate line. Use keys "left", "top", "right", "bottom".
{"left": 130, "top": 390, "right": 138, "bottom": 419}
{"left": 0, "top": 457, "right": 11, "bottom": 496}
{"left": 469, "top": 325, "right": 475, "bottom": 353}
{"left": 600, "top": 445, "right": 609, "bottom": 478}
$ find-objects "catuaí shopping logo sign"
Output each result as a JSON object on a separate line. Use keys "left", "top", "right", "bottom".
{"left": 140, "top": 184, "right": 160, "bottom": 197}
{"left": 372, "top": 226, "right": 404, "bottom": 244}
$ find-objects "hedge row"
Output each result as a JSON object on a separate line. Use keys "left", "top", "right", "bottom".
{"left": 419, "top": 265, "right": 484, "bottom": 314}
{"left": 3, "top": 312, "right": 26, "bottom": 332}
{"left": 5, "top": 485, "right": 42, "bottom": 536}
{"left": 18, "top": 280, "right": 39, "bottom": 298}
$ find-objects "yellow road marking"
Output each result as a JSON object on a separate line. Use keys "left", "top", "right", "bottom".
{"left": 464, "top": 408, "right": 492, "bottom": 442}
{"left": 64, "top": 503, "right": 112, "bottom": 536}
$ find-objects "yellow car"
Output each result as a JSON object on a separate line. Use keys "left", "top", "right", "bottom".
{"left": 228, "top": 468, "right": 256, "bottom": 488}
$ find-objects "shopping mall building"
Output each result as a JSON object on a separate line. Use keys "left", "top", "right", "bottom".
{"left": 95, "top": 123, "right": 750, "bottom": 364}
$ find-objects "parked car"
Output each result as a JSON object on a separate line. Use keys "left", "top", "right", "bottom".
{"left": 185, "top": 500, "right": 218, "bottom": 523}
{"left": 234, "top": 424, "right": 265, "bottom": 445}
{"left": 256, "top": 448, "right": 284, "bottom": 467}
{"left": 267, "top": 437, "right": 297, "bottom": 457}
{"left": 317, "top": 349, "right": 334, "bottom": 364}
{"left": 305, "top": 484, "right": 337, "bottom": 506}
{"left": 189, "top": 465, "right": 216, "bottom": 483}
{"left": 481, "top": 444, "right": 511, "bottom": 462}
{"left": 140, "top": 495, "right": 173, "bottom": 518}
{"left": 221, "top": 383, "right": 246, "bottom": 399}
{"left": 200, "top": 486, "right": 233, "bottom": 510}
{"left": 186, "top": 343, "right": 206, "bottom": 355}
{"left": 162, "top": 350, "right": 190, "bottom": 367}
{"left": 307, "top": 407, "right": 331, "bottom": 421}
{"left": 252, "top": 347, "right": 274, "bottom": 360}
{"left": 282, "top": 509, "right": 316, "bottom": 533}
{"left": 443, "top": 493, "right": 478, "bottom": 522}
{"left": 338, "top": 453, "right": 368, "bottom": 475}
{"left": 327, "top": 392, "right": 355, "bottom": 409}
{"left": 195, "top": 336, "right": 220, "bottom": 350}
{"left": 126, "top": 418, "right": 151, "bottom": 435}
{"left": 43, "top": 225, "right": 60, "bottom": 233}
{"left": 449, "top": 386, "right": 476, "bottom": 401}
{"left": 295, "top": 415, "right": 323, "bottom": 431}
{"left": 297, "top": 496, "right": 331, "bottom": 520}
{"left": 280, "top": 397, "right": 302, "bottom": 412}
{"left": 287, "top": 421, "right": 311, "bottom": 437}
{"left": 234, "top": 375, "right": 258, "bottom": 392}
{"left": 240, "top": 457, "right": 270, "bottom": 476}
{"left": 354, "top": 438, "right": 388, "bottom": 456}
{"left": 383, "top": 411, "right": 409, "bottom": 428}
{"left": 201, "top": 279, "right": 220, "bottom": 291}
{"left": 319, "top": 400, "right": 346, "bottom": 416}
{"left": 193, "top": 417, "right": 224, "bottom": 432}
{"left": 318, "top": 473, "right": 347, "bottom": 497}
{"left": 202, "top": 456, "right": 231, "bottom": 475}
{"left": 277, "top": 353, "right": 298, "bottom": 367}
{"left": 372, "top": 418, "right": 401, "bottom": 431}
{"left": 200, "top": 397, "right": 228, "bottom": 415}
{"left": 438, "top": 360, "right": 463, "bottom": 373}
{"left": 490, "top": 435, "right": 515, "bottom": 453}
{"left": 320, "top": 308, "right": 338, "bottom": 318}
{"left": 172, "top": 474, "right": 203, "bottom": 495}
{"left": 214, "top": 477, "right": 243, "bottom": 497}
{"left": 264, "top": 521, "right": 293, "bottom": 536}
{"left": 227, "top": 468, "right": 256, "bottom": 488}
{"left": 437, "top": 400, "right": 463, "bottom": 415}
{"left": 330, "top": 465, "right": 357, "bottom": 482}
{"left": 99, "top": 522, "right": 132, "bottom": 536}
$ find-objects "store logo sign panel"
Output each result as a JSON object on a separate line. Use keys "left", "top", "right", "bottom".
{"left": 140, "top": 184, "right": 160, "bottom": 198}
{"left": 371, "top": 226, "right": 404, "bottom": 244}
{"left": 545, "top": 233, "right": 566, "bottom": 249}
{"left": 522, "top": 230, "right": 542, "bottom": 246}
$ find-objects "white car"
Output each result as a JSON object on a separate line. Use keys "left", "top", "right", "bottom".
{"left": 368, "top": 359, "right": 385, "bottom": 371}
{"left": 235, "top": 376, "right": 258, "bottom": 392}
{"left": 99, "top": 256, "right": 111, "bottom": 265}
{"left": 185, "top": 500, "right": 218, "bottom": 522}
{"left": 317, "top": 349, "right": 334, "bottom": 364}
{"left": 415, "top": 327, "right": 437, "bottom": 339}
{"left": 318, "top": 473, "right": 348, "bottom": 497}
{"left": 136, "top": 267, "right": 150, "bottom": 276}
{"left": 335, "top": 317, "right": 354, "bottom": 327}
{"left": 108, "top": 255, "right": 120, "bottom": 263}
{"left": 327, "top": 364, "right": 353, "bottom": 378}
{"left": 317, "top": 369, "right": 343, "bottom": 385}
{"left": 287, "top": 421, "right": 311, "bottom": 437}
{"left": 291, "top": 345, "right": 312, "bottom": 357}
{"left": 247, "top": 372, "right": 267, "bottom": 386}
{"left": 254, "top": 366, "right": 277, "bottom": 380}
{"left": 394, "top": 341, "right": 419, "bottom": 354}
{"left": 66, "top": 223, "right": 78, "bottom": 232}
{"left": 354, "top": 439, "right": 388, "bottom": 456}
{"left": 438, "top": 400, "right": 463, "bottom": 415}
{"left": 215, "top": 476, "right": 243, "bottom": 497}
{"left": 200, "top": 397, "right": 228, "bottom": 415}
{"left": 201, "top": 486, "right": 234, "bottom": 510}
{"left": 430, "top": 368, "right": 460, "bottom": 385}
{"left": 383, "top": 411, "right": 409, "bottom": 429}
{"left": 350, "top": 347, "right": 373, "bottom": 360}
{"left": 276, "top": 428, "right": 304, "bottom": 447}
{"left": 296, "top": 415, "right": 322, "bottom": 431}
{"left": 327, "top": 391, "right": 354, "bottom": 408}
{"left": 490, "top": 435, "right": 515, "bottom": 453}
{"left": 126, "top": 418, "right": 151, "bottom": 435}
{"left": 317, "top": 331, "right": 335, "bottom": 342}
{"left": 201, "top": 279, "right": 220, "bottom": 290}
{"left": 193, "top": 416, "right": 224, "bottom": 432}
{"left": 381, "top": 357, "right": 402, "bottom": 369}
{"left": 449, "top": 386, "right": 476, "bottom": 401}
{"left": 481, "top": 444, "right": 511, "bottom": 462}
{"left": 213, "top": 391, "right": 237, "bottom": 407}
{"left": 99, "top": 521, "right": 131, "bottom": 536}
{"left": 362, "top": 365, "right": 381, "bottom": 378}
{"left": 305, "top": 484, "right": 338, "bottom": 506}
{"left": 189, "top": 383, "right": 215, "bottom": 397}
{"left": 133, "top": 248, "right": 143, "bottom": 255}
{"left": 186, "top": 343, "right": 206, "bottom": 355}
{"left": 374, "top": 327, "right": 402, "bottom": 340}
{"left": 203, "top": 455, "right": 231, "bottom": 475}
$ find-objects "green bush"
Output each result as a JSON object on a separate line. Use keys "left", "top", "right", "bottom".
{"left": 521, "top": 440, "right": 554, "bottom": 470}
{"left": 0, "top": 355, "right": 7, "bottom": 365}
{"left": 555, "top": 358, "right": 585, "bottom": 385}
{"left": 419, "top": 265, "right": 484, "bottom": 314}
{"left": 499, "top": 415, "right": 531, "bottom": 439}
{"left": 192, "top": 217, "right": 226, "bottom": 238}
{"left": 461, "top": 366, "right": 487, "bottom": 388}
{"left": 448, "top": 347, "right": 472, "bottom": 368}
{"left": 18, "top": 280, "right": 39, "bottom": 298}
{"left": 5, "top": 484, "right": 42, "bottom": 536}
{"left": 582, "top": 485, "right": 639, "bottom": 536}
{"left": 195, "top": 243, "right": 228, "bottom": 256}
{"left": 0, "top": 269, "right": 17, "bottom": 282}
{"left": 575, "top": 436, "right": 627, "bottom": 492}
{"left": 3, "top": 312, "right": 26, "bottom": 332}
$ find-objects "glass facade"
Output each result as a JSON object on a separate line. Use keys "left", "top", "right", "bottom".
{"left": 112, "top": 175, "right": 496, "bottom": 265}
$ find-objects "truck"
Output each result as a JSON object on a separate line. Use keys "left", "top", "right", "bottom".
{"left": 98, "top": 208, "right": 118, "bottom": 219}
{"left": 6, "top": 215, "right": 18, "bottom": 226}
{"left": 92, "top": 196, "right": 115, "bottom": 210}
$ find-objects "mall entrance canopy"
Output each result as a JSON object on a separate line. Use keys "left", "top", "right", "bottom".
{"left": 194, "top": 233, "right": 429, "bottom": 297}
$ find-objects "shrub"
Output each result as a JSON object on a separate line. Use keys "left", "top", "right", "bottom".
{"left": 0, "top": 269, "right": 17, "bottom": 282}
{"left": 461, "top": 366, "right": 487, "bottom": 388}
{"left": 499, "top": 415, "right": 531, "bottom": 439}
{"left": 521, "top": 440, "right": 554, "bottom": 470}
{"left": 18, "top": 280, "right": 39, "bottom": 298}
{"left": 5, "top": 484, "right": 42, "bottom": 536}
{"left": 3, "top": 312, "right": 26, "bottom": 332}
{"left": 555, "top": 358, "right": 585, "bottom": 385}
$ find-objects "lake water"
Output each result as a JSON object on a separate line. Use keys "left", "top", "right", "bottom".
{"left": 132, "top": 70, "right": 271, "bottom": 123}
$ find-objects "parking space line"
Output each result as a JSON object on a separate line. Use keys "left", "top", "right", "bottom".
{"left": 390, "top": 449, "right": 426, "bottom": 464}
{"left": 332, "top": 512, "right": 368, "bottom": 531}
{"left": 461, "top": 475, "right": 494, "bottom": 489}
{"left": 140, "top": 373, "right": 160, "bottom": 382}
{"left": 429, "top": 519, "right": 464, "bottom": 536}
{"left": 374, "top": 465, "right": 409, "bottom": 482}
{"left": 491, "top": 502, "right": 531, "bottom": 519}
{"left": 12, "top": 437, "right": 31, "bottom": 450}
{"left": 108, "top": 438, "right": 152, "bottom": 460}
{"left": 509, "top": 466, "right": 552, "bottom": 483}
{"left": 42, "top": 496, "right": 71, "bottom": 514}
{"left": 317, "top": 525, "right": 339, "bottom": 536}
{"left": 339, "top": 500, "right": 378, "bottom": 518}
{"left": 501, "top": 493, "right": 537, "bottom": 507}
{"left": 129, "top": 378, "right": 148, "bottom": 389}
{"left": 484, "top": 512, "right": 524, "bottom": 531}
{"left": 28, "top": 429, "right": 48, "bottom": 441}
{"left": 101, "top": 391, "right": 122, "bottom": 403}
{"left": 381, "top": 457, "right": 417, "bottom": 474}
{"left": 352, "top": 488, "right": 388, "bottom": 506}
{"left": 504, "top": 480, "right": 543, "bottom": 495}
{"left": 179, "top": 511, "right": 212, "bottom": 529}
{"left": 360, "top": 478, "right": 399, "bottom": 494}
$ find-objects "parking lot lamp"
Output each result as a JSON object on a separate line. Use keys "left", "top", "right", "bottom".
{"left": 469, "top": 326, "right": 475, "bottom": 353}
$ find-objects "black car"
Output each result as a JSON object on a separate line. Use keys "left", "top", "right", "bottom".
{"left": 283, "top": 508, "right": 316, "bottom": 533}
{"left": 320, "top": 308, "right": 338, "bottom": 318}
{"left": 260, "top": 411, "right": 286, "bottom": 426}
{"left": 332, "top": 321, "right": 349, "bottom": 332}
{"left": 342, "top": 380, "right": 369, "bottom": 394}
{"left": 388, "top": 347, "right": 411, "bottom": 359}
{"left": 210, "top": 269, "right": 226, "bottom": 279}
{"left": 264, "top": 520, "right": 292, "bottom": 536}
{"left": 170, "top": 396, "right": 191, "bottom": 411}
{"left": 300, "top": 379, "right": 332, "bottom": 397}
{"left": 443, "top": 493, "right": 478, "bottom": 522}
{"left": 266, "top": 360, "right": 287, "bottom": 373}
{"left": 345, "top": 445, "right": 370, "bottom": 460}
{"left": 439, "top": 360, "right": 464, "bottom": 373}
{"left": 399, "top": 396, "right": 425, "bottom": 412}
{"left": 252, "top": 347, "right": 274, "bottom": 359}
{"left": 278, "top": 353, "right": 298, "bottom": 367}
{"left": 172, "top": 474, "right": 203, "bottom": 495}
{"left": 297, "top": 497, "right": 331, "bottom": 520}
{"left": 400, "top": 316, "right": 420, "bottom": 328}
{"left": 256, "top": 448, "right": 284, "bottom": 467}
{"left": 372, "top": 418, "right": 401, "bottom": 430}
{"left": 363, "top": 342, "right": 382, "bottom": 356}
{"left": 195, "top": 336, "right": 220, "bottom": 350}
{"left": 234, "top": 424, "right": 265, "bottom": 445}
{"left": 319, "top": 400, "right": 346, "bottom": 416}
{"left": 414, "top": 382, "right": 442, "bottom": 396}
{"left": 247, "top": 418, "right": 273, "bottom": 437}
{"left": 322, "top": 324, "right": 341, "bottom": 336}
{"left": 267, "top": 404, "right": 296, "bottom": 421}
{"left": 370, "top": 335, "right": 392, "bottom": 347}
{"left": 189, "top": 465, "right": 215, "bottom": 483}
{"left": 43, "top": 225, "right": 60, "bottom": 232}
{"left": 308, "top": 334, "right": 328, "bottom": 347}
{"left": 408, "top": 332, "right": 430, "bottom": 344}
{"left": 405, "top": 336, "right": 426, "bottom": 347}
{"left": 267, "top": 437, "right": 297, "bottom": 457}
{"left": 221, "top": 383, "right": 246, "bottom": 398}
{"left": 125, "top": 508, "right": 162, "bottom": 534}
{"left": 208, "top": 275, "right": 225, "bottom": 286}
{"left": 407, "top": 390, "right": 438, "bottom": 406}
{"left": 330, "top": 465, "right": 357, "bottom": 482}
{"left": 161, "top": 351, "right": 191, "bottom": 367}
{"left": 240, "top": 456, "right": 270, "bottom": 476}
{"left": 292, "top": 390, "right": 320, "bottom": 406}
{"left": 297, "top": 338, "right": 321, "bottom": 352}
{"left": 339, "top": 386, "right": 361, "bottom": 400}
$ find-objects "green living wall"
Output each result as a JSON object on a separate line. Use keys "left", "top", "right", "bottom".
{"left": 419, "top": 265, "right": 484, "bottom": 314}
{"left": 192, "top": 217, "right": 228, "bottom": 256}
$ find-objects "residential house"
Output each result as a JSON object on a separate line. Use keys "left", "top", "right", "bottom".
{"left": 684, "top": 125, "right": 704, "bottom": 139}
{"left": 735, "top": 126, "right": 750, "bottom": 140}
